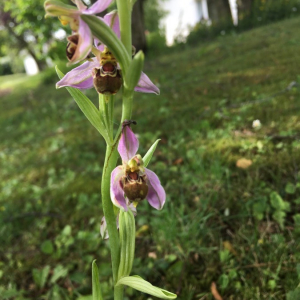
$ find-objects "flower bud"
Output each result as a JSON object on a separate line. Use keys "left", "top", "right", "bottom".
{"left": 123, "top": 172, "right": 148, "bottom": 202}
{"left": 66, "top": 34, "right": 79, "bottom": 61}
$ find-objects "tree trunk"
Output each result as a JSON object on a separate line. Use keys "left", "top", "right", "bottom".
{"left": 237, "top": 0, "right": 253, "bottom": 16}
{"left": 207, "top": 0, "right": 232, "bottom": 23}
{"left": 131, "top": 0, "right": 147, "bottom": 53}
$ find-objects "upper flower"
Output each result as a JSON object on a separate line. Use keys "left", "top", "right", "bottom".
{"left": 110, "top": 122, "right": 166, "bottom": 211}
{"left": 56, "top": 11, "right": 160, "bottom": 94}
{"left": 44, "top": 0, "right": 113, "bottom": 64}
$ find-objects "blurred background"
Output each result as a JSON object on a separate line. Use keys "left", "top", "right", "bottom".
{"left": 1, "top": 0, "right": 300, "bottom": 299}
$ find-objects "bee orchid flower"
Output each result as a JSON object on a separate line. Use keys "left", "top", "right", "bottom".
{"left": 110, "top": 122, "right": 166, "bottom": 211}
{"left": 56, "top": 11, "right": 159, "bottom": 94}
{"left": 44, "top": 0, "right": 113, "bottom": 64}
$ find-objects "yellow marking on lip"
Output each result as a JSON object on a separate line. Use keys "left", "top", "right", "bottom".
{"left": 60, "top": 19, "right": 69, "bottom": 25}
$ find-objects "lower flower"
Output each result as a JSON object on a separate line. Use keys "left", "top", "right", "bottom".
{"left": 110, "top": 123, "right": 165, "bottom": 211}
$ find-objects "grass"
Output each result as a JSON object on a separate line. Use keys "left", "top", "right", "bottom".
{"left": 1, "top": 17, "right": 300, "bottom": 300}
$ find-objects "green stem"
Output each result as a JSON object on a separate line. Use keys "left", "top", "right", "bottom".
{"left": 103, "top": 2, "right": 133, "bottom": 300}
{"left": 113, "top": 94, "right": 133, "bottom": 145}
{"left": 122, "top": 93, "right": 133, "bottom": 129}
{"left": 101, "top": 144, "right": 119, "bottom": 282}
{"left": 104, "top": 100, "right": 110, "bottom": 134}
{"left": 101, "top": 94, "right": 132, "bottom": 300}
{"left": 99, "top": 95, "right": 107, "bottom": 128}
{"left": 116, "top": 0, "right": 132, "bottom": 56}
{"left": 114, "top": 285, "right": 124, "bottom": 300}
{"left": 108, "top": 95, "right": 114, "bottom": 137}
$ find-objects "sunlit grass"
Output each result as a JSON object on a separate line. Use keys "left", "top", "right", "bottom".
{"left": 0, "top": 73, "right": 41, "bottom": 90}
{"left": 1, "top": 17, "right": 300, "bottom": 300}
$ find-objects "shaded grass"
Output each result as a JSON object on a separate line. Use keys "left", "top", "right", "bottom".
{"left": 1, "top": 17, "right": 300, "bottom": 300}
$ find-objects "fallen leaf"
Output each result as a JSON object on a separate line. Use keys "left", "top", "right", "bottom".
{"left": 223, "top": 241, "right": 238, "bottom": 257}
{"left": 148, "top": 252, "right": 157, "bottom": 259}
{"left": 236, "top": 158, "right": 252, "bottom": 169}
{"left": 0, "top": 88, "right": 12, "bottom": 97}
{"left": 211, "top": 282, "right": 223, "bottom": 300}
{"left": 193, "top": 196, "right": 200, "bottom": 203}
{"left": 233, "top": 130, "right": 254, "bottom": 137}
{"left": 135, "top": 225, "right": 149, "bottom": 237}
{"left": 173, "top": 158, "right": 183, "bottom": 165}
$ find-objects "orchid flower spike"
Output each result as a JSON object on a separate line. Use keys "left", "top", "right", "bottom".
{"left": 56, "top": 11, "right": 160, "bottom": 95}
{"left": 44, "top": 0, "right": 113, "bottom": 64}
{"left": 110, "top": 122, "right": 166, "bottom": 211}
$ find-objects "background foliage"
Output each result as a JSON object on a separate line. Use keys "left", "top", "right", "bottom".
{"left": 187, "top": 0, "right": 300, "bottom": 45}
{"left": 1, "top": 14, "right": 300, "bottom": 299}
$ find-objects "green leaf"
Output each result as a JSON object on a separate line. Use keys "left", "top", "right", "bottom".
{"left": 293, "top": 214, "right": 300, "bottom": 233}
{"left": 81, "top": 15, "right": 130, "bottom": 74}
{"left": 0, "top": 288, "right": 23, "bottom": 298}
{"left": 143, "top": 139, "right": 161, "bottom": 167}
{"left": 287, "top": 288, "right": 300, "bottom": 300}
{"left": 285, "top": 182, "right": 296, "bottom": 194}
{"left": 270, "top": 192, "right": 289, "bottom": 211}
{"left": 252, "top": 200, "right": 268, "bottom": 221}
{"left": 32, "top": 265, "right": 50, "bottom": 289}
{"left": 296, "top": 263, "right": 300, "bottom": 278}
{"left": 92, "top": 260, "right": 103, "bottom": 300}
{"left": 268, "top": 279, "right": 276, "bottom": 290}
{"left": 55, "top": 66, "right": 110, "bottom": 144}
{"left": 50, "top": 265, "right": 68, "bottom": 284}
{"left": 41, "top": 240, "right": 54, "bottom": 254}
{"left": 124, "top": 50, "right": 144, "bottom": 93}
{"left": 283, "top": 201, "right": 291, "bottom": 212}
{"left": 294, "top": 214, "right": 300, "bottom": 225}
{"left": 41, "top": 265, "right": 51, "bottom": 289}
{"left": 118, "top": 210, "right": 136, "bottom": 279}
{"left": 219, "top": 273, "right": 229, "bottom": 289}
{"left": 219, "top": 249, "right": 230, "bottom": 263}
{"left": 50, "top": 284, "right": 63, "bottom": 300}
{"left": 62, "top": 224, "right": 72, "bottom": 236}
{"left": 77, "top": 296, "right": 93, "bottom": 300}
{"left": 272, "top": 210, "right": 286, "bottom": 229}
{"left": 116, "top": 276, "right": 177, "bottom": 299}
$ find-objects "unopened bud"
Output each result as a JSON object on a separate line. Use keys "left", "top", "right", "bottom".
{"left": 66, "top": 34, "right": 79, "bottom": 61}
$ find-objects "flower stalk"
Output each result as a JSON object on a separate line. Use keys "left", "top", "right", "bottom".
{"left": 115, "top": 0, "right": 132, "bottom": 57}
{"left": 101, "top": 145, "right": 119, "bottom": 283}
{"left": 45, "top": 0, "right": 175, "bottom": 299}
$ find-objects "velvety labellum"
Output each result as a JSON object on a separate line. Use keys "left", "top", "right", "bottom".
{"left": 92, "top": 64, "right": 122, "bottom": 94}
{"left": 123, "top": 172, "right": 148, "bottom": 202}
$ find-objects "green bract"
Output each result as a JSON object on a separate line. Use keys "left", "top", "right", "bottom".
{"left": 92, "top": 260, "right": 103, "bottom": 300}
{"left": 124, "top": 50, "right": 144, "bottom": 93}
{"left": 81, "top": 15, "right": 131, "bottom": 74}
{"left": 116, "top": 275, "right": 177, "bottom": 299}
{"left": 44, "top": 0, "right": 78, "bottom": 18}
{"left": 118, "top": 210, "right": 135, "bottom": 280}
{"left": 143, "top": 139, "right": 161, "bottom": 167}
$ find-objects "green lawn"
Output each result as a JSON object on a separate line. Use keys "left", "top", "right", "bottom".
{"left": 1, "top": 17, "right": 300, "bottom": 300}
